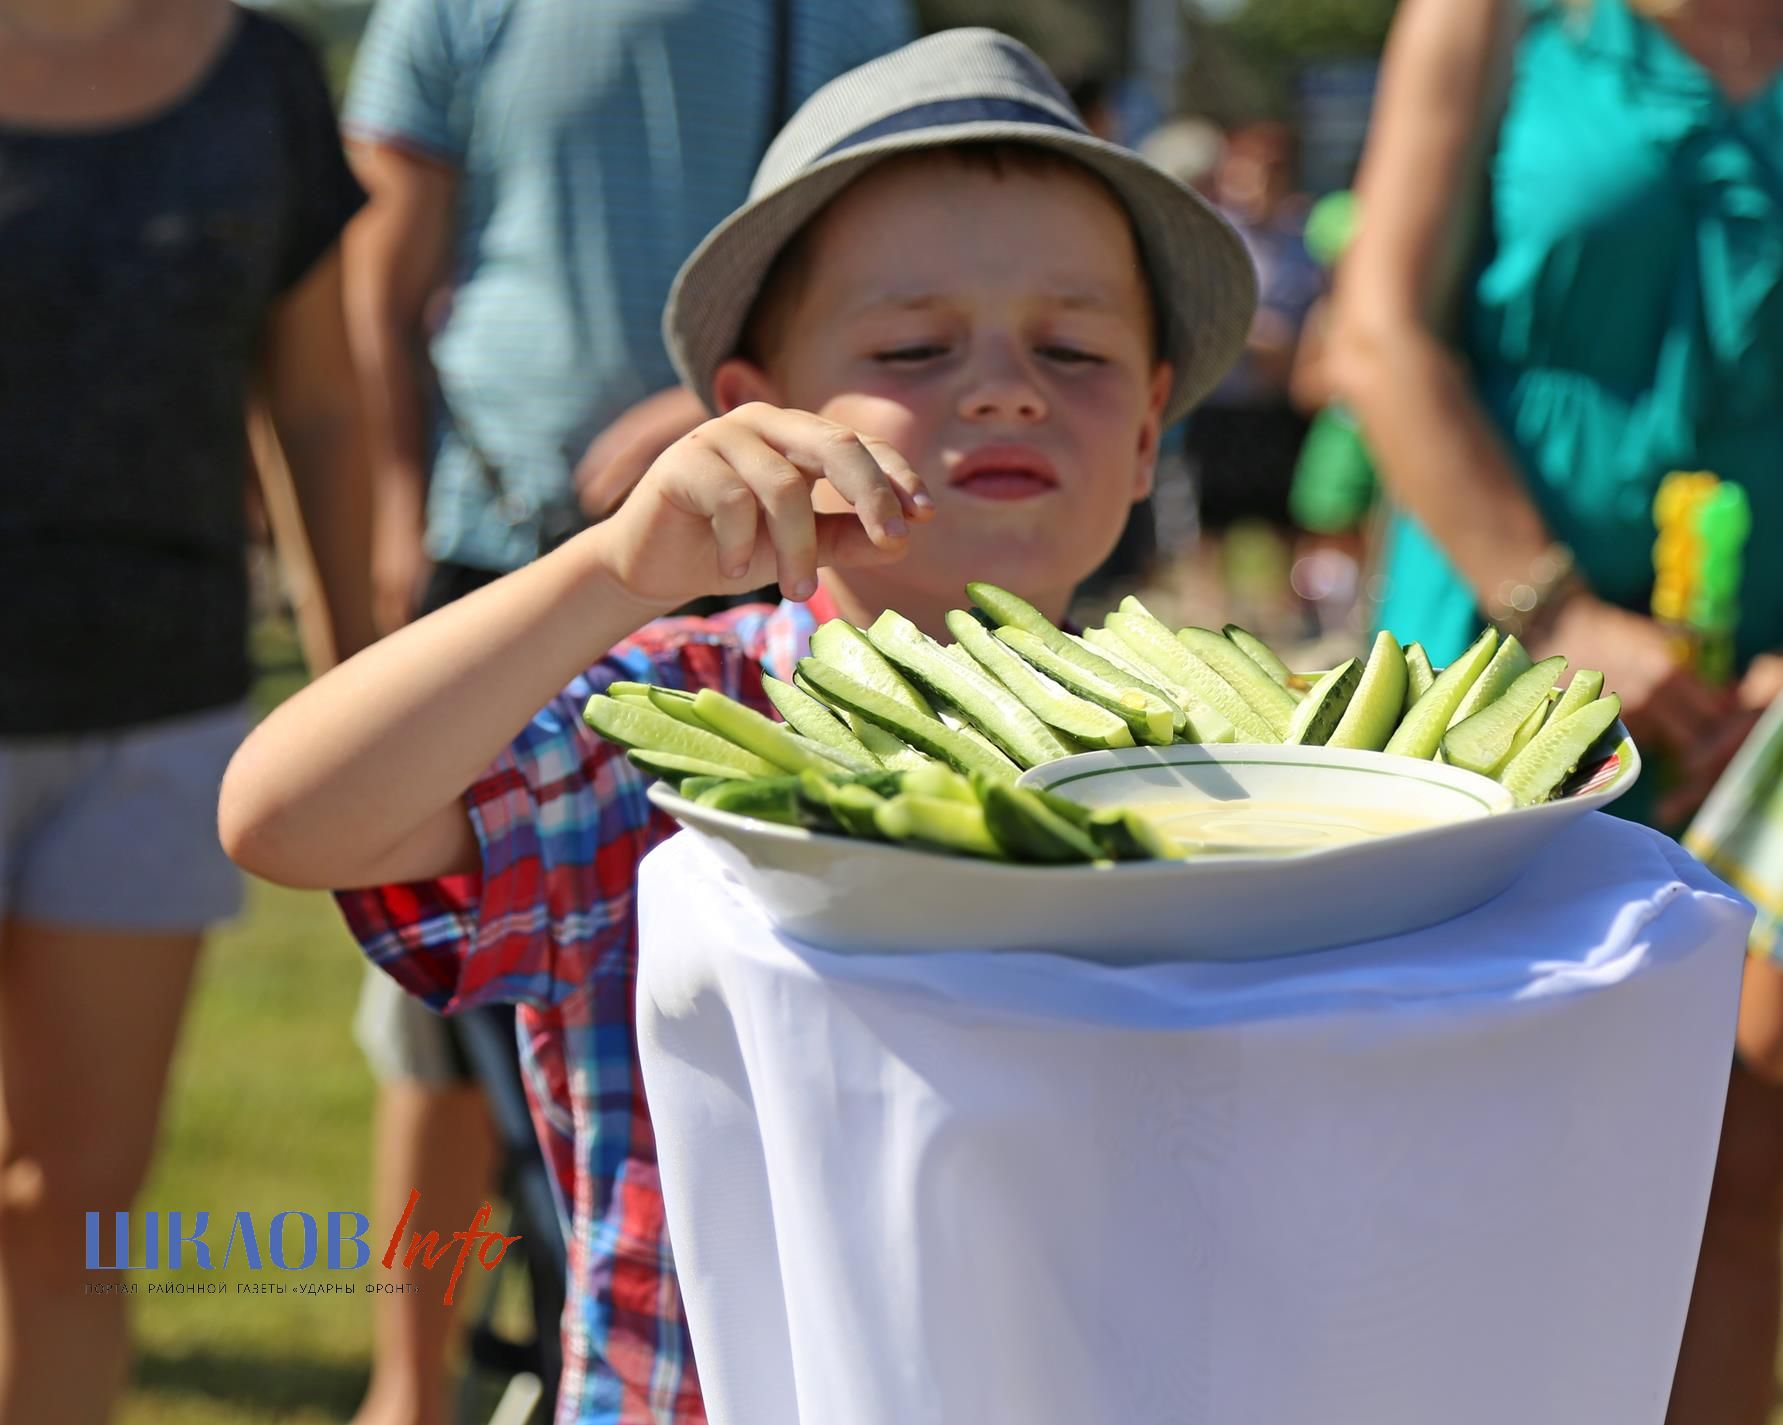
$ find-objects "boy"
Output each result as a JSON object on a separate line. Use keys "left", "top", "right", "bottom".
{"left": 220, "top": 28, "right": 1255, "bottom": 1424}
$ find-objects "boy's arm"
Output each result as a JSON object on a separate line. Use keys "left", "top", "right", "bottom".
{"left": 219, "top": 404, "right": 932, "bottom": 891}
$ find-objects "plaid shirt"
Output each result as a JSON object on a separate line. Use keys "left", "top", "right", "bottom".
{"left": 336, "top": 589, "right": 836, "bottom": 1424}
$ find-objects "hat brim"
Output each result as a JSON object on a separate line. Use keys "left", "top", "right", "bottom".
{"left": 662, "top": 122, "right": 1259, "bottom": 427}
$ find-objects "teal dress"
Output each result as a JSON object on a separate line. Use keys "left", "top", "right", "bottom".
{"left": 1377, "top": 0, "right": 1783, "bottom": 694}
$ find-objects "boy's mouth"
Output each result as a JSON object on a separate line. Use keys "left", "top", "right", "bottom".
{"left": 948, "top": 447, "right": 1060, "bottom": 503}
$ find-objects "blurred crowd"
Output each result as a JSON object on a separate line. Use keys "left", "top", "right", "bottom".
{"left": 4, "top": 0, "right": 1783, "bottom": 1423}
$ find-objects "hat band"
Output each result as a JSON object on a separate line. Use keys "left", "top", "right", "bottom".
{"left": 815, "top": 96, "right": 1085, "bottom": 162}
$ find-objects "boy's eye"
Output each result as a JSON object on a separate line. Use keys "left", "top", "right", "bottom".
{"left": 1038, "top": 345, "right": 1105, "bottom": 365}
{"left": 873, "top": 345, "right": 948, "bottom": 364}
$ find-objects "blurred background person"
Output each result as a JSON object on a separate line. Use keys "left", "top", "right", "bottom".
{"left": 1332, "top": 0, "right": 1783, "bottom": 1418}
{"left": 1178, "top": 119, "right": 1323, "bottom": 635}
{"left": 0, "top": 0, "right": 374, "bottom": 1422}
{"left": 339, "top": 1, "right": 914, "bottom": 1420}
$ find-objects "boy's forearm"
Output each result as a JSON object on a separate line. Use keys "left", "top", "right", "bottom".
{"left": 220, "top": 528, "right": 673, "bottom": 888}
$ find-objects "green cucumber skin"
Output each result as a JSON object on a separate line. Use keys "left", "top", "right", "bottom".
{"left": 1448, "top": 635, "right": 1532, "bottom": 730}
{"left": 1223, "top": 624, "right": 1296, "bottom": 685}
{"left": 1325, "top": 631, "right": 1408, "bottom": 752}
{"left": 1381, "top": 627, "right": 1499, "bottom": 760}
{"left": 689, "top": 688, "right": 838, "bottom": 776}
{"left": 809, "top": 619, "right": 933, "bottom": 716}
{"left": 1497, "top": 695, "right": 1623, "bottom": 807}
{"left": 796, "top": 658, "right": 1017, "bottom": 782}
{"left": 979, "top": 781, "right": 1101, "bottom": 863}
{"left": 1106, "top": 607, "right": 1276, "bottom": 743}
{"left": 874, "top": 794, "right": 1005, "bottom": 859}
{"left": 867, "top": 611, "right": 1074, "bottom": 769}
{"left": 995, "top": 628, "right": 1173, "bottom": 745}
{"left": 585, "top": 695, "right": 780, "bottom": 777}
{"left": 1285, "top": 658, "right": 1362, "bottom": 746}
{"left": 760, "top": 674, "right": 882, "bottom": 773}
{"left": 1441, "top": 655, "right": 1568, "bottom": 776}
{"left": 947, "top": 611, "right": 1133, "bottom": 747}
{"left": 1179, "top": 627, "right": 1299, "bottom": 736}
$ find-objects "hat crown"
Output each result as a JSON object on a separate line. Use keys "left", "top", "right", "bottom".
{"left": 751, "top": 28, "right": 1085, "bottom": 201}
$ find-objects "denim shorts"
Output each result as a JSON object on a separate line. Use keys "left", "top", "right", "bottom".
{"left": 0, "top": 702, "right": 248, "bottom": 932}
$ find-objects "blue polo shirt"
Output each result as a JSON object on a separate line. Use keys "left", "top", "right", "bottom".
{"left": 345, "top": 0, "right": 914, "bottom": 572}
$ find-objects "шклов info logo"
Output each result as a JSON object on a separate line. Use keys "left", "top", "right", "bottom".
{"left": 85, "top": 1190, "right": 520, "bottom": 1304}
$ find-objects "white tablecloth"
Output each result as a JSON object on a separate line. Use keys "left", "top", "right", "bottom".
{"left": 636, "top": 814, "right": 1753, "bottom": 1425}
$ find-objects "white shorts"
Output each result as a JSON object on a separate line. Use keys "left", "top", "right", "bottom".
{"left": 0, "top": 703, "right": 248, "bottom": 932}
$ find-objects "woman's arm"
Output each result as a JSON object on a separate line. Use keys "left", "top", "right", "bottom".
{"left": 1329, "top": 0, "right": 1544, "bottom": 601}
{"left": 261, "top": 245, "right": 381, "bottom": 666}
{"left": 1331, "top": 0, "right": 1728, "bottom": 755}
{"left": 342, "top": 142, "right": 458, "bottom": 632}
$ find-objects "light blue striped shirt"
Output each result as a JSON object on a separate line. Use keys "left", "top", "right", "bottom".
{"left": 345, "top": 0, "right": 915, "bottom": 571}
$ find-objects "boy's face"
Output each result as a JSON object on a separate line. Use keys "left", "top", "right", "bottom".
{"left": 714, "top": 153, "right": 1172, "bottom": 622}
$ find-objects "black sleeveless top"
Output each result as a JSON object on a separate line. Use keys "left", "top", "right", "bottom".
{"left": 0, "top": 9, "right": 364, "bottom": 735}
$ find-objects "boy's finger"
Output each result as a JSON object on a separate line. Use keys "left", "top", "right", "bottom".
{"left": 708, "top": 483, "right": 759, "bottom": 582}
{"left": 745, "top": 407, "right": 913, "bottom": 548}
{"left": 719, "top": 431, "right": 821, "bottom": 600}
{"left": 857, "top": 434, "right": 934, "bottom": 519}
{"left": 813, "top": 513, "right": 912, "bottom": 571}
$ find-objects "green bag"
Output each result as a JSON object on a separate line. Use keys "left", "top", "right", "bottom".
{"left": 1289, "top": 404, "right": 1379, "bottom": 535}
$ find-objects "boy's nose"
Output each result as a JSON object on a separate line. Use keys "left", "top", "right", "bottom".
{"left": 958, "top": 357, "right": 1048, "bottom": 424}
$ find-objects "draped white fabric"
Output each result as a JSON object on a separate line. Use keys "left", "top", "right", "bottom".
{"left": 637, "top": 814, "right": 1751, "bottom": 1425}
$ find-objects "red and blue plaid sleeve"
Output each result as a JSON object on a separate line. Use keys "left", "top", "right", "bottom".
{"left": 335, "top": 605, "right": 778, "bottom": 1014}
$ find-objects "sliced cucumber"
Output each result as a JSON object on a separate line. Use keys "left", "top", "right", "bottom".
{"left": 1498, "top": 695, "right": 1553, "bottom": 774}
{"left": 1072, "top": 629, "right": 1191, "bottom": 732}
{"left": 796, "top": 658, "right": 1017, "bottom": 781}
{"left": 1284, "top": 657, "right": 1362, "bottom": 746}
{"left": 1223, "top": 624, "right": 1296, "bottom": 686}
{"left": 1497, "top": 695, "right": 1623, "bottom": 807}
{"left": 609, "top": 680, "right": 695, "bottom": 703}
{"left": 1550, "top": 669, "right": 1605, "bottom": 725}
{"left": 809, "top": 619, "right": 933, "bottom": 715}
{"left": 683, "top": 689, "right": 838, "bottom": 777}
{"left": 928, "top": 694, "right": 1027, "bottom": 776}
{"left": 874, "top": 793, "right": 1004, "bottom": 858}
{"left": 867, "top": 610, "right": 1075, "bottom": 769}
{"left": 1106, "top": 601, "right": 1277, "bottom": 743}
{"left": 1382, "top": 626, "right": 1500, "bottom": 760}
{"left": 1179, "top": 627, "right": 1300, "bottom": 737}
{"left": 1325, "top": 631, "right": 1409, "bottom": 751}
{"left": 1403, "top": 643, "right": 1436, "bottom": 712}
{"left": 1442, "top": 655, "right": 1568, "bottom": 777}
{"left": 1448, "top": 634, "right": 1532, "bottom": 729}
{"left": 978, "top": 780, "right": 1102, "bottom": 863}
{"left": 585, "top": 695, "right": 779, "bottom": 777}
{"left": 1086, "top": 806, "right": 1184, "bottom": 862}
{"left": 947, "top": 611, "right": 1135, "bottom": 749}
{"left": 994, "top": 628, "right": 1176, "bottom": 745}
{"left": 795, "top": 667, "right": 937, "bottom": 771}
{"left": 678, "top": 774, "right": 736, "bottom": 802}
{"left": 644, "top": 685, "right": 716, "bottom": 732}
{"left": 760, "top": 674, "right": 881, "bottom": 773}
{"left": 696, "top": 775, "right": 807, "bottom": 826}
{"left": 627, "top": 749, "right": 766, "bottom": 786}
{"left": 900, "top": 763, "right": 977, "bottom": 803}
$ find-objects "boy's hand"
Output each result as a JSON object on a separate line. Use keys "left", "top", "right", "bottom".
{"left": 600, "top": 403, "right": 933, "bottom": 607}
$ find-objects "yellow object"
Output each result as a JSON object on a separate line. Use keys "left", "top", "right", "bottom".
{"left": 1651, "top": 471, "right": 1720, "bottom": 666}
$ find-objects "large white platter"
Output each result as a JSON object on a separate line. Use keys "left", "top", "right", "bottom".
{"left": 645, "top": 725, "right": 1640, "bottom": 963}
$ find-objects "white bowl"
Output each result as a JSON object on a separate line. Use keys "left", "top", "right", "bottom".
{"left": 646, "top": 725, "right": 1639, "bottom": 964}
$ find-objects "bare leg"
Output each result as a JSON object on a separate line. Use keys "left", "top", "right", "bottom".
{"left": 0, "top": 917, "right": 203, "bottom": 1425}
{"left": 1666, "top": 955, "right": 1783, "bottom": 1425}
{"left": 351, "top": 1078, "right": 499, "bottom": 1425}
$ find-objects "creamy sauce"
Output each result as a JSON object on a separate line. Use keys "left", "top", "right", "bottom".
{"left": 1136, "top": 798, "right": 1446, "bottom": 853}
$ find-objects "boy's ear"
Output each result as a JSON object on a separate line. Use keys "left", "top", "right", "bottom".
{"left": 712, "top": 357, "right": 785, "bottom": 414}
{"left": 1132, "top": 362, "right": 1175, "bottom": 502}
